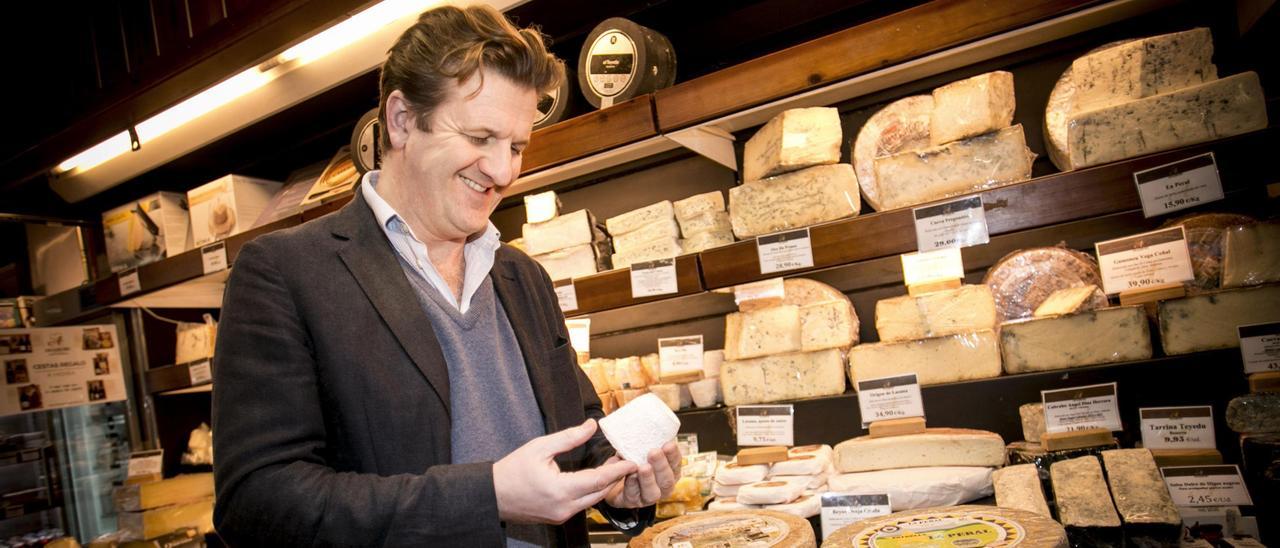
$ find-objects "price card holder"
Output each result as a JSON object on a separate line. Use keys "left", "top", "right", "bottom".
{"left": 900, "top": 248, "right": 964, "bottom": 295}
{"left": 912, "top": 195, "right": 990, "bottom": 252}
{"left": 657, "top": 335, "right": 704, "bottom": 383}
{"left": 1095, "top": 226, "right": 1194, "bottom": 298}
{"left": 736, "top": 405, "right": 794, "bottom": 447}
{"left": 118, "top": 268, "right": 141, "bottom": 297}
{"left": 856, "top": 374, "right": 925, "bottom": 429}
{"left": 187, "top": 359, "right": 212, "bottom": 386}
{"left": 554, "top": 279, "right": 578, "bottom": 313}
{"left": 1139, "top": 406, "right": 1216, "bottom": 450}
{"left": 1239, "top": 322, "right": 1280, "bottom": 374}
{"left": 676, "top": 433, "right": 699, "bottom": 457}
{"left": 565, "top": 318, "right": 591, "bottom": 364}
{"left": 1133, "top": 153, "right": 1224, "bottom": 218}
{"left": 1042, "top": 382, "right": 1122, "bottom": 434}
{"left": 820, "top": 493, "right": 892, "bottom": 541}
{"left": 125, "top": 449, "right": 164, "bottom": 485}
{"left": 201, "top": 242, "right": 228, "bottom": 275}
{"left": 630, "top": 258, "right": 678, "bottom": 298}
{"left": 1161, "top": 465, "right": 1253, "bottom": 507}
{"left": 756, "top": 228, "right": 814, "bottom": 275}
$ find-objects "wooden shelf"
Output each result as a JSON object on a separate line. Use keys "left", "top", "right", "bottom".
{"left": 520, "top": 95, "right": 658, "bottom": 176}
{"left": 566, "top": 254, "right": 703, "bottom": 317}
{"left": 145, "top": 359, "right": 212, "bottom": 395}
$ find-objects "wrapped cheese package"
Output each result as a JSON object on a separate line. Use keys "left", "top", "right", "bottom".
{"left": 983, "top": 246, "right": 1103, "bottom": 322}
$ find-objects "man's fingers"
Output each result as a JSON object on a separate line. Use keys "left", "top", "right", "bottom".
{"left": 563, "top": 459, "right": 636, "bottom": 499}
{"left": 535, "top": 419, "right": 597, "bottom": 457}
{"left": 636, "top": 463, "right": 661, "bottom": 503}
{"left": 663, "top": 441, "right": 682, "bottom": 473}
{"left": 649, "top": 448, "right": 678, "bottom": 495}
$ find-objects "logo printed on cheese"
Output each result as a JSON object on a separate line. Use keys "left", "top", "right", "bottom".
{"left": 652, "top": 514, "right": 790, "bottom": 547}
{"left": 586, "top": 31, "right": 636, "bottom": 98}
{"left": 855, "top": 512, "right": 1025, "bottom": 547}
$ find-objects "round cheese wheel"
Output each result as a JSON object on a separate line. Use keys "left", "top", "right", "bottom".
{"left": 852, "top": 95, "right": 933, "bottom": 212}
{"left": 533, "top": 67, "right": 575, "bottom": 129}
{"left": 578, "top": 18, "right": 676, "bottom": 109}
{"left": 350, "top": 107, "right": 380, "bottom": 174}
{"left": 1042, "top": 40, "right": 1134, "bottom": 171}
{"left": 983, "top": 246, "right": 1103, "bottom": 323}
{"left": 782, "top": 278, "right": 847, "bottom": 306}
{"left": 630, "top": 509, "right": 816, "bottom": 548}
{"left": 1160, "top": 212, "right": 1257, "bottom": 292}
{"left": 822, "top": 505, "right": 1067, "bottom": 548}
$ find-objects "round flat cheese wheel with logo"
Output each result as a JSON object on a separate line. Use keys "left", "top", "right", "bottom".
{"left": 534, "top": 67, "right": 576, "bottom": 129}
{"left": 578, "top": 17, "right": 676, "bottom": 109}
{"left": 630, "top": 509, "right": 816, "bottom": 548}
{"left": 821, "top": 505, "right": 1067, "bottom": 548}
{"left": 852, "top": 95, "right": 933, "bottom": 212}
{"left": 350, "top": 107, "right": 380, "bottom": 174}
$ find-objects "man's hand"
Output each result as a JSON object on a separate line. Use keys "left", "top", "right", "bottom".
{"left": 494, "top": 419, "right": 637, "bottom": 524}
{"left": 604, "top": 441, "right": 682, "bottom": 509}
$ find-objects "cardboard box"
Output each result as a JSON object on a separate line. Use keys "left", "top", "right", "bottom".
{"left": 187, "top": 175, "right": 282, "bottom": 247}
{"left": 102, "top": 192, "right": 190, "bottom": 273}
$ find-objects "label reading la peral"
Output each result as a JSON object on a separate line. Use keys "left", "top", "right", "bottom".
{"left": 1239, "top": 322, "right": 1280, "bottom": 374}
{"left": 554, "top": 280, "right": 578, "bottom": 312}
{"left": 657, "top": 335, "right": 703, "bottom": 380}
{"left": 1095, "top": 226, "right": 1195, "bottom": 295}
{"left": 1161, "top": 465, "right": 1253, "bottom": 507}
{"left": 913, "top": 195, "right": 990, "bottom": 252}
{"left": 1133, "top": 153, "right": 1224, "bottom": 218}
{"left": 1042, "top": 383, "right": 1122, "bottom": 433}
{"left": 736, "top": 405, "right": 794, "bottom": 447}
{"left": 757, "top": 228, "right": 814, "bottom": 275}
{"left": 820, "top": 493, "right": 892, "bottom": 541}
{"left": 630, "top": 258, "right": 678, "bottom": 298}
{"left": 1139, "top": 406, "right": 1215, "bottom": 450}
{"left": 857, "top": 374, "right": 925, "bottom": 428}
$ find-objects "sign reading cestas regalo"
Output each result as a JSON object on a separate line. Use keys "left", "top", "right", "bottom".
{"left": 0, "top": 326, "right": 128, "bottom": 417}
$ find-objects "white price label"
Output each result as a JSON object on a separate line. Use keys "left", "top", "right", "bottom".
{"left": 657, "top": 335, "right": 704, "bottom": 380}
{"left": 566, "top": 318, "right": 591, "bottom": 355}
{"left": 188, "top": 359, "right": 212, "bottom": 385}
{"left": 1162, "top": 465, "right": 1253, "bottom": 507}
{"left": 118, "top": 269, "right": 141, "bottom": 296}
{"left": 736, "top": 405, "right": 794, "bottom": 446}
{"left": 1134, "top": 153, "right": 1224, "bottom": 218}
{"left": 1239, "top": 322, "right": 1280, "bottom": 374}
{"left": 820, "top": 493, "right": 892, "bottom": 540}
{"left": 1139, "top": 406, "right": 1216, "bottom": 450}
{"left": 676, "top": 433, "right": 699, "bottom": 457}
{"left": 1042, "top": 383, "right": 1122, "bottom": 433}
{"left": 856, "top": 374, "right": 925, "bottom": 428}
{"left": 913, "top": 196, "right": 990, "bottom": 252}
{"left": 900, "top": 247, "right": 965, "bottom": 287}
{"left": 756, "top": 228, "right": 814, "bottom": 275}
{"left": 201, "top": 242, "right": 228, "bottom": 274}
{"left": 554, "top": 280, "right": 578, "bottom": 312}
{"left": 1095, "top": 226, "right": 1195, "bottom": 295}
{"left": 630, "top": 258, "right": 678, "bottom": 298}
{"left": 126, "top": 450, "right": 164, "bottom": 480}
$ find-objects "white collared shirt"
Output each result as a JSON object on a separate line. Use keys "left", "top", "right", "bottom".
{"left": 361, "top": 170, "right": 501, "bottom": 314}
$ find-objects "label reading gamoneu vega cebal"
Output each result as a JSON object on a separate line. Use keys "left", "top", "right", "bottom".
{"left": 854, "top": 513, "right": 1027, "bottom": 547}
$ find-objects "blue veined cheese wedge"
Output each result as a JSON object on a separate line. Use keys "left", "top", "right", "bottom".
{"left": 848, "top": 330, "right": 1000, "bottom": 387}
{"left": 1000, "top": 305, "right": 1152, "bottom": 374}
{"left": 719, "top": 349, "right": 846, "bottom": 406}
{"left": 521, "top": 209, "right": 605, "bottom": 256}
{"left": 1158, "top": 284, "right": 1280, "bottom": 355}
{"left": 1071, "top": 28, "right": 1217, "bottom": 114}
{"left": 728, "top": 163, "right": 860, "bottom": 238}
{"left": 743, "top": 107, "right": 842, "bottom": 182}
{"left": 930, "top": 71, "right": 1016, "bottom": 145}
{"left": 604, "top": 200, "right": 673, "bottom": 236}
{"left": 874, "top": 124, "right": 1034, "bottom": 211}
{"left": 612, "top": 217, "right": 679, "bottom": 255}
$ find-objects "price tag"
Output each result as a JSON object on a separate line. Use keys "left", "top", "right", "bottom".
{"left": 658, "top": 335, "right": 704, "bottom": 380}
{"left": 1042, "top": 382, "right": 1122, "bottom": 433}
{"left": 187, "top": 359, "right": 212, "bottom": 385}
{"left": 1140, "top": 406, "right": 1216, "bottom": 450}
{"left": 126, "top": 449, "right": 164, "bottom": 481}
{"left": 201, "top": 242, "right": 228, "bottom": 274}
{"left": 913, "top": 195, "right": 990, "bottom": 252}
{"left": 630, "top": 258, "right": 678, "bottom": 298}
{"left": 756, "top": 228, "right": 814, "bottom": 275}
{"left": 565, "top": 318, "right": 591, "bottom": 355}
{"left": 676, "top": 433, "right": 699, "bottom": 457}
{"left": 856, "top": 374, "right": 925, "bottom": 428}
{"left": 820, "top": 493, "right": 892, "bottom": 541}
{"left": 736, "top": 405, "right": 794, "bottom": 446}
{"left": 1161, "top": 465, "right": 1253, "bottom": 507}
{"left": 900, "top": 247, "right": 965, "bottom": 287}
{"left": 734, "top": 278, "right": 785, "bottom": 308}
{"left": 118, "top": 268, "right": 141, "bottom": 296}
{"left": 554, "top": 280, "right": 578, "bottom": 312}
{"left": 1095, "top": 226, "right": 1195, "bottom": 295}
{"left": 1239, "top": 322, "right": 1280, "bottom": 374}
{"left": 1133, "top": 153, "right": 1224, "bottom": 218}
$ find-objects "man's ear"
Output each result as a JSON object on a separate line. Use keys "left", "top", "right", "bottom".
{"left": 384, "top": 90, "right": 414, "bottom": 150}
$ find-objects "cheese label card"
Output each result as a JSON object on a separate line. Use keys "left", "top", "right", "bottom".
{"left": 1042, "top": 382, "right": 1122, "bottom": 433}
{"left": 201, "top": 242, "right": 228, "bottom": 275}
{"left": 1161, "top": 465, "right": 1253, "bottom": 507}
{"left": 736, "top": 404, "right": 794, "bottom": 446}
{"left": 1140, "top": 406, "right": 1216, "bottom": 450}
{"left": 901, "top": 247, "right": 965, "bottom": 286}
{"left": 1095, "top": 226, "right": 1195, "bottom": 295}
{"left": 1133, "top": 153, "right": 1224, "bottom": 218}
{"left": 630, "top": 258, "right": 678, "bottom": 298}
{"left": 820, "top": 493, "right": 892, "bottom": 541}
{"left": 118, "top": 268, "right": 141, "bottom": 297}
{"left": 1239, "top": 322, "right": 1280, "bottom": 374}
{"left": 658, "top": 335, "right": 704, "bottom": 379}
{"left": 856, "top": 373, "right": 925, "bottom": 428}
{"left": 187, "top": 359, "right": 212, "bottom": 386}
{"left": 676, "top": 433, "right": 699, "bottom": 457}
{"left": 913, "top": 195, "right": 990, "bottom": 252}
{"left": 126, "top": 449, "right": 164, "bottom": 481}
{"left": 757, "top": 228, "right": 814, "bottom": 275}
{"left": 554, "top": 279, "right": 578, "bottom": 312}
{"left": 565, "top": 318, "right": 591, "bottom": 355}
{"left": 734, "top": 277, "right": 785, "bottom": 307}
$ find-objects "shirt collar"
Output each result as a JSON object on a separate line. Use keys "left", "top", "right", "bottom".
{"left": 360, "top": 170, "right": 502, "bottom": 247}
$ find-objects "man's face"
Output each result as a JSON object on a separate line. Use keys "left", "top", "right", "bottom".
{"left": 384, "top": 68, "right": 536, "bottom": 241}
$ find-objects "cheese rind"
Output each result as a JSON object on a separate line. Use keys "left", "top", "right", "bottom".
{"left": 724, "top": 305, "right": 803, "bottom": 360}
{"left": 827, "top": 466, "right": 994, "bottom": 511}
{"left": 1000, "top": 306, "right": 1152, "bottom": 374}
{"left": 1158, "top": 284, "right": 1280, "bottom": 355}
{"left": 605, "top": 201, "right": 674, "bottom": 236}
{"left": 874, "top": 284, "right": 997, "bottom": 342}
{"left": 848, "top": 330, "right": 1000, "bottom": 388}
{"left": 612, "top": 217, "right": 680, "bottom": 255}
{"left": 728, "top": 164, "right": 860, "bottom": 238}
{"left": 833, "top": 428, "right": 1005, "bottom": 473}
{"left": 875, "top": 124, "right": 1034, "bottom": 211}
{"left": 1051, "top": 456, "right": 1122, "bottom": 528}
{"left": 984, "top": 247, "right": 1103, "bottom": 323}
{"left": 993, "top": 463, "right": 1051, "bottom": 517}
{"left": 673, "top": 191, "right": 725, "bottom": 223}
{"left": 719, "top": 349, "right": 846, "bottom": 406}
{"left": 824, "top": 505, "right": 1068, "bottom": 548}
{"left": 521, "top": 209, "right": 604, "bottom": 256}
{"left": 1163, "top": 212, "right": 1257, "bottom": 292}
{"left": 737, "top": 477, "right": 808, "bottom": 505}
{"left": 1100, "top": 449, "right": 1181, "bottom": 525}
{"left": 1070, "top": 28, "right": 1217, "bottom": 115}
{"left": 930, "top": 71, "right": 1017, "bottom": 145}
{"left": 743, "top": 107, "right": 842, "bottom": 182}
{"left": 1222, "top": 221, "right": 1280, "bottom": 288}
{"left": 852, "top": 95, "right": 933, "bottom": 211}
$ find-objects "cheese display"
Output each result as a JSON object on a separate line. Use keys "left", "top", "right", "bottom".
{"left": 716, "top": 459, "right": 770, "bottom": 486}
{"left": 743, "top": 107, "right": 842, "bottom": 182}
{"left": 769, "top": 453, "right": 829, "bottom": 476}
{"left": 1071, "top": 29, "right": 1216, "bottom": 114}
{"left": 833, "top": 428, "right": 1004, "bottom": 473}
{"left": 612, "top": 237, "right": 683, "bottom": 268}
{"left": 1158, "top": 284, "right": 1280, "bottom": 354}
{"left": 1031, "top": 284, "right": 1107, "bottom": 317}
{"left": 598, "top": 393, "right": 680, "bottom": 464}
{"left": 1051, "top": 456, "right": 1122, "bottom": 547}
{"left": 874, "top": 125, "right": 1034, "bottom": 211}
{"left": 827, "top": 466, "right": 993, "bottom": 511}
{"left": 736, "top": 477, "right": 808, "bottom": 505}
{"left": 848, "top": 330, "right": 1000, "bottom": 387}
{"left": 673, "top": 191, "right": 725, "bottom": 224}
{"left": 682, "top": 230, "right": 734, "bottom": 254}
{"left": 712, "top": 481, "right": 742, "bottom": 498}
{"left": 1226, "top": 392, "right": 1280, "bottom": 434}
{"left": 118, "top": 497, "right": 214, "bottom": 541}
{"left": 522, "top": 209, "right": 606, "bottom": 256}
{"left": 629, "top": 509, "right": 815, "bottom": 548}
{"left": 1222, "top": 221, "right": 1280, "bottom": 288}
{"left": 852, "top": 95, "right": 933, "bottom": 211}
{"left": 719, "top": 349, "right": 846, "bottom": 405}
{"left": 688, "top": 378, "right": 721, "bottom": 408}
{"left": 1100, "top": 449, "right": 1182, "bottom": 546}
{"left": 873, "top": 284, "right": 997, "bottom": 342}
{"left": 789, "top": 444, "right": 833, "bottom": 461}
{"left": 764, "top": 493, "right": 820, "bottom": 518}
{"left": 605, "top": 201, "right": 674, "bottom": 236}
{"left": 612, "top": 217, "right": 680, "bottom": 255}
{"left": 677, "top": 210, "right": 731, "bottom": 237}
{"left": 724, "top": 305, "right": 802, "bottom": 360}
{"left": 1020, "top": 403, "right": 1046, "bottom": 443}
{"left": 102, "top": 192, "right": 190, "bottom": 273}
{"left": 1000, "top": 305, "right": 1152, "bottom": 374}
{"left": 728, "top": 163, "right": 860, "bottom": 238}
{"left": 1006, "top": 439, "right": 1120, "bottom": 470}
{"left": 822, "top": 505, "right": 1068, "bottom": 548}
{"left": 113, "top": 474, "right": 214, "bottom": 512}
{"left": 523, "top": 190, "right": 560, "bottom": 224}
{"left": 1162, "top": 212, "right": 1257, "bottom": 292}
{"left": 984, "top": 246, "right": 1103, "bottom": 322}
{"left": 930, "top": 71, "right": 1016, "bottom": 145}
{"left": 187, "top": 174, "right": 282, "bottom": 246}
{"left": 532, "top": 242, "right": 609, "bottom": 281}
{"left": 992, "top": 464, "right": 1051, "bottom": 517}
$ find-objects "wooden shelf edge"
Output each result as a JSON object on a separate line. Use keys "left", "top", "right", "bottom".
{"left": 521, "top": 95, "right": 658, "bottom": 175}
{"left": 567, "top": 254, "right": 704, "bottom": 317}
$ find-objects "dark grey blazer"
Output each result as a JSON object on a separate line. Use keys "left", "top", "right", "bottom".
{"left": 211, "top": 191, "right": 647, "bottom": 546}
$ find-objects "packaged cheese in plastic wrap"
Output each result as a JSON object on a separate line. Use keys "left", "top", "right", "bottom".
{"left": 1160, "top": 212, "right": 1256, "bottom": 292}
{"left": 1222, "top": 220, "right": 1280, "bottom": 288}
{"left": 873, "top": 124, "right": 1035, "bottom": 211}
{"left": 983, "top": 245, "right": 1102, "bottom": 322}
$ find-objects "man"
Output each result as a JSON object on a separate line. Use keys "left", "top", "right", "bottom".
{"left": 212, "top": 5, "right": 680, "bottom": 546}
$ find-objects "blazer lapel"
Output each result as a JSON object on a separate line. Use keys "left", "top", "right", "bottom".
{"left": 333, "top": 192, "right": 451, "bottom": 417}
{"left": 491, "top": 258, "right": 561, "bottom": 431}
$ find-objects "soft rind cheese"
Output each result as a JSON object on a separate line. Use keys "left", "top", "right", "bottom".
{"left": 673, "top": 191, "right": 725, "bottom": 224}
{"left": 993, "top": 463, "right": 1051, "bottom": 517}
{"left": 1066, "top": 72, "right": 1267, "bottom": 170}
{"left": 605, "top": 201, "right": 675, "bottom": 236}
{"left": 763, "top": 493, "right": 820, "bottom": 518}
{"left": 521, "top": 209, "right": 605, "bottom": 256}
{"left": 827, "top": 466, "right": 993, "bottom": 511}
{"left": 611, "top": 237, "right": 683, "bottom": 268}
{"left": 677, "top": 210, "right": 731, "bottom": 237}
{"left": 724, "top": 305, "right": 803, "bottom": 360}
{"left": 1051, "top": 456, "right": 1122, "bottom": 528}
{"left": 822, "top": 505, "right": 1068, "bottom": 548}
{"left": 1000, "top": 306, "right": 1152, "bottom": 374}
{"left": 598, "top": 393, "right": 680, "bottom": 464}
{"left": 852, "top": 95, "right": 933, "bottom": 212}
{"left": 1020, "top": 403, "right": 1046, "bottom": 443}
{"left": 874, "top": 284, "right": 997, "bottom": 342}
{"left": 532, "top": 242, "right": 608, "bottom": 281}
{"left": 1032, "top": 284, "right": 1107, "bottom": 318}
{"left": 874, "top": 124, "right": 1034, "bottom": 211}
{"left": 728, "top": 163, "right": 860, "bottom": 239}
{"left": 833, "top": 428, "right": 1005, "bottom": 473}
{"left": 523, "top": 190, "right": 560, "bottom": 224}
{"left": 848, "top": 330, "right": 1000, "bottom": 388}
{"left": 630, "top": 509, "right": 815, "bottom": 548}
{"left": 1071, "top": 28, "right": 1217, "bottom": 115}
{"left": 719, "top": 349, "right": 846, "bottom": 406}
{"left": 930, "top": 71, "right": 1016, "bottom": 145}
{"left": 682, "top": 229, "right": 734, "bottom": 254}
{"left": 1100, "top": 449, "right": 1181, "bottom": 526}
{"left": 612, "top": 217, "right": 680, "bottom": 255}
{"left": 1158, "top": 284, "right": 1280, "bottom": 355}
{"left": 736, "top": 477, "right": 808, "bottom": 505}
{"left": 743, "top": 107, "right": 842, "bottom": 182}
{"left": 1222, "top": 221, "right": 1280, "bottom": 288}
{"left": 984, "top": 247, "right": 1103, "bottom": 323}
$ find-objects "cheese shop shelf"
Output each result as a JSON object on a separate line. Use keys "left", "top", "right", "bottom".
{"left": 145, "top": 360, "right": 213, "bottom": 395}
{"left": 517, "top": 95, "right": 659, "bottom": 179}
{"left": 564, "top": 254, "right": 704, "bottom": 317}
{"left": 676, "top": 350, "right": 1250, "bottom": 459}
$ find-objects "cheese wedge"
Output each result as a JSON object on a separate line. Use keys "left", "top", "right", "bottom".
{"left": 1000, "top": 306, "right": 1152, "bottom": 374}
{"left": 993, "top": 463, "right": 1051, "bottom": 517}
{"left": 930, "top": 71, "right": 1016, "bottom": 145}
{"left": 848, "top": 330, "right": 1000, "bottom": 387}
{"left": 875, "top": 125, "right": 1034, "bottom": 211}
{"left": 1158, "top": 284, "right": 1280, "bottom": 355}
{"left": 833, "top": 428, "right": 1005, "bottom": 473}
{"left": 743, "top": 107, "right": 842, "bottom": 182}
{"left": 728, "top": 164, "right": 860, "bottom": 238}
{"left": 874, "top": 284, "right": 997, "bottom": 342}
{"left": 720, "top": 349, "right": 846, "bottom": 406}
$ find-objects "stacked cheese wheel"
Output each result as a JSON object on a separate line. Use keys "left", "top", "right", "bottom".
{"left": 709, "top": 445, "right": 833, "bottom": 518}
{"left": 828, "top": 428, "right": 1004, "bottom": 512}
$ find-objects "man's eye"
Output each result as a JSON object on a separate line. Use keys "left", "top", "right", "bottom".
{"left": 468, "top": 135, "right": 490, "bottom": 145}
{"left": 511, "top": 146, "right": 524, "bottom": 156}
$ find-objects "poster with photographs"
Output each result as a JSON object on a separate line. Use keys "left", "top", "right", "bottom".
{"left": 1, "top": 325, "right": 127, "bottom": 417}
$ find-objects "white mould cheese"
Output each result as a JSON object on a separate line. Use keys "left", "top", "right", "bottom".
{"left": 728, "top": 163, "right": 860, "bottom": 238}
{"left": 874, "top": 124, "right": 1034, "bottom": 211}
{"left": 852, "top": 95, "right": 933, "bottom": 212}
{"left": 827, "top": 466, "right": 994, "bottom": 511}
{"left": 848, "top": 330, "right": 1000, "bottom": 388}
{"left": 930, "top": 71, "right": 1017, "bottom": 145}
{"left": 743, "top": 107, "right": 843, "bottom": 182}
{"left": 833, "top": 428, "right": 1005, "bottom": 473}
{"left": 1158, "top": 284, "right": 1280, "bottom": 355}
{"left": 736, "top": 477, "right": 808, "bottom": 505}
{"left": 523, "top": 190, "right": 560, "bottom": 224}
{"left": 769, "top": 453, "right": 829, "bottom": 476}
{"left": 874, "top": 284, "right": 997, "bottom": 342}
{"left": 688, "top": 378, "right": 720, "bottom": 408}
{"left": 605, "top": 201, "right": 674, "bottom": 236}
{"left": 715, "top": 460, "right": 770, "bottom": 486}
{"left": 598, "top": 393, "right": 680, "bottom": 464}
{"left": 719, "top": 349, "right": 846, "bottom": 406}
{"left": 1000, "top": 305, "right": 1152, "bottom": 374}
{"left": 992, "top": 463, "right": 1051, "bottom": 517}
{"left": 763, "top": 493, "right": 820, "bottom": 518}
{"left": 521, "top": 209, "right": 605, "bottom": 256}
